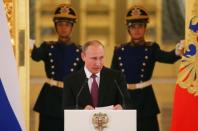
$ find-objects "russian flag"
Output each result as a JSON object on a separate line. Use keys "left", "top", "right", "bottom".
{"left": 0, "top": 0, "right": 25, "bottom": 130}
{"left": 171, "top": 0, "right": 198, "bottom": 131}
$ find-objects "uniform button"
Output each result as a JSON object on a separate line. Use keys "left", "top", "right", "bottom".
{"left": 76, "top": 49, "right": 79, "bottom": 52}
{"left": 73, "top": 62, "right": 77, "bottom": 66}
{"left": 51, "top": 72, "right": 55, "bottom": 75}
{"left": 48, "top": 53, "right": 52, "bottom": 56}
{"left": 121, "top": 47, "right": 125, "bottom": 51}
{"left": 119, "top": 63, "right": 123, "bottom": 66}
{"left": 141, "top": 74, "right": 144, "bottom": 78}
{"left": 51, "top": 45, "right": 54, "bottom": 48}
{"left": 70, "top": 68, "right": 74, "bottom": 72}
{"left": 51, "top": 65, "right": 55, "bottom": 69}
{"left": 121, "top": 69, "right": 125, "bottom": 72}
{"left": 118, "top": 57, "right": 122, "bottom": 60}
{"left": 145, "top": 56, "right": 148, "bottom": 59}
{"left": 141, "top": 69, "right": 144, "bottom": 72}
{"left": 142, "top": 62, "right": 146, "bottom": 66}
{"left": 145, "top": 48, "right": 148, "bottom": 51}
{"left": 76, "top": 58, "right": 80, "bottom": 61}
{"left": 50, "top": 59, "right": 54, "bottom": 63}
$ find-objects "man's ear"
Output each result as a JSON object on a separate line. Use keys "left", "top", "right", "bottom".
{"left": 81, "top": 52, "right": 85, "bottom": 61}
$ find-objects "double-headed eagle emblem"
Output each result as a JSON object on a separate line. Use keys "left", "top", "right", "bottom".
{"left": 177, "top": 16, "right": 198, "bottom": 96}
{"left": 92, "top": 112, "right": 109, "bottom": 131}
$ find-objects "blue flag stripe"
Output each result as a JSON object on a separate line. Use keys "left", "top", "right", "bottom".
{"left": 0, "top": 79, "right": 22, "bottom": 131}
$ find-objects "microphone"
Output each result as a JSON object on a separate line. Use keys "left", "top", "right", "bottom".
{"left": 114, "top": 80, "right": 126, "bottom": 109}
{"left": 75, "top": 78, "right": 88, "bottom": 109}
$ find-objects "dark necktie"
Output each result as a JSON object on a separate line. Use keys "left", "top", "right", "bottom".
{"left": 91, "top": 74, "right": 98, "bottom": 107}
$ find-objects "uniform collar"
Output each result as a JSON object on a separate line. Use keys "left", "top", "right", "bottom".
{"left": 130, "top": 39, "right": 145, "bottom": 46}
{"left": 58, "top": 37, "right": 72, "bottom": 44}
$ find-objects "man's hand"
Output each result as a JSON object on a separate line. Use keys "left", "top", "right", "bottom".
{"left": 113, "top": 104, "right": 123, "bottom": 110}
{"left": 84, "top": 105, "right": 94, "bottom": 110}
{"left": 175, "top": 40, "right": 185, "bottom": 56}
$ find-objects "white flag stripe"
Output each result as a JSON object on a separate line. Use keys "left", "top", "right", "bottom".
{"left": 0, "top": 0, "right": 25, "bottom": 130}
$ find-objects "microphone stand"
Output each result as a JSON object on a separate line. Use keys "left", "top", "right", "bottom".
{"left": 75, "top": 78, "right": 88, "bottom": 109}
{"left": 114, "top": 80, "right": 126, "bottom": 109}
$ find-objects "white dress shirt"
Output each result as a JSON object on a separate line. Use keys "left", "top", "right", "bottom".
{"left": 84, "top": 66, "right": 100, "bottom": 92}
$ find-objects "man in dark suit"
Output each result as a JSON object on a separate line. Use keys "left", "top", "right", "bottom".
{"left": 63, "top": 40, "right": 131, "bottom": 110}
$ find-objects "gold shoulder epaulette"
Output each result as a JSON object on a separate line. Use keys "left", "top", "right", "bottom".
{"left": 73, "top": 42, "right": 80, "bottom": 46}
{"left": 70, "top": 42, "right": 81, "bottom": 48}
{"left": 145, "top": 41, "right": 154, "bottom": 46}
{"left": 76, "top": 43, "right": 82, "bottom": 49}
{"left": 115, "top": 44, "right": 121, "bottom": 49}
{"left": 115, "top": 43, "right": 128, "bottom": 49}
{"left": 45, "top": 41, "right": 55, "bottom": 45}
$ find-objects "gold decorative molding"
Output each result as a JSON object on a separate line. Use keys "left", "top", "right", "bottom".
{"left": 3, "top": 0, "right": 14, "bottom": 44}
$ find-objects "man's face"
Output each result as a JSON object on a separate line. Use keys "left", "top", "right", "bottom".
{"left": 128, "top": 23, "right": 146, "bottom": 41}
{"left": 56, "top": 21, "right": 73, "bottom": 38}
{"left": 81, "top": 44, "right": 104, "bottom": 74}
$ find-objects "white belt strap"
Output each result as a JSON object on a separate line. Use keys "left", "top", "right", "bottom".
{"left": 127, "top": 80, "right": 152, "bottom": 90}
{"left": 46, "top": 78, "right": 64, "bottom": 88}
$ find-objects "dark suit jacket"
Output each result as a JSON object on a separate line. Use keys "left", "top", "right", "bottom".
{"left": 63, "top": 67, "right": 132, "bottom": 109}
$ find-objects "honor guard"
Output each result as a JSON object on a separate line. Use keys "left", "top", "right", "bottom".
{"left": 111, "top": 5, "right": 184, "bottom": 131}
{"left": 31, "top": 4, "right": 83, "bottom": 131}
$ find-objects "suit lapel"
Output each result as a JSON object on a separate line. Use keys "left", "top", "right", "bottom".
{"left": 78, "top": 68, "right": 92, "bottom": 105}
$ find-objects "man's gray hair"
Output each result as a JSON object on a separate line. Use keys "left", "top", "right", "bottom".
{"left": 82, "top": 40, "right": 104, "bottom": 53}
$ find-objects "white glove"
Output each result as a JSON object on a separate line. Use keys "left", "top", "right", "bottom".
{"left": 175, "top": 40, "right": 185, "bottom": 56}
{"left": 29, "top": 39, "right": 35, "bottom": 50}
